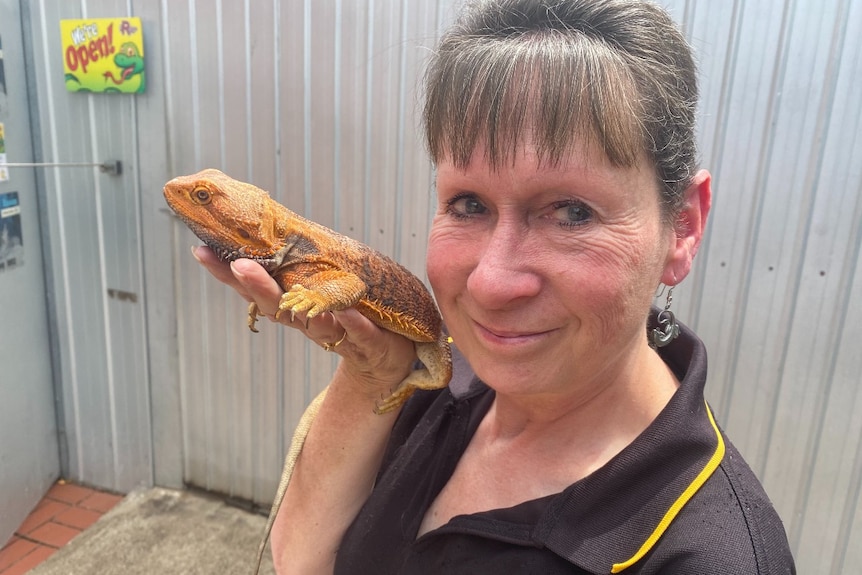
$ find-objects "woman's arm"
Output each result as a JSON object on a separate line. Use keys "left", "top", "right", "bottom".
{"left": 193, "top": 246, "right": 416, "bottom": 574}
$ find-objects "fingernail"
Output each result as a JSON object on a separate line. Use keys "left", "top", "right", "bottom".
{"left": 230, "top": 260, "right": 247, "bottom": 281}
{"left": 190, "top": 245, "right": 203, "bottom": 263}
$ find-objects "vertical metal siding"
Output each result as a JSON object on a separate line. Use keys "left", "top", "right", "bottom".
{"left": 0, "top": 0, "right": 61, "bottom": 544}
{"left": 21, "top": 0, "right": 861, "bottom": 571}
{"left": 159, "top": 0, "right": 450, "bottom": 503}
{"left": 24, "top": 0, "right": 153, "bottom": 493}
{"left": 664, "top": 2, "right": 862, "bottom": 573}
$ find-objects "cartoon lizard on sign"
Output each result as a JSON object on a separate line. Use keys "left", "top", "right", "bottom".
{"left": 103, "top": 42, "right": 145, "bottom": 93}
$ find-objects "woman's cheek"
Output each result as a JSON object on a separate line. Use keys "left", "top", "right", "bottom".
{"left": 426, "top": 220, "right": 473, "bottom": 289}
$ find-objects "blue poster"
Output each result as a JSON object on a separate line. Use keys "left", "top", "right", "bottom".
{"left": 0, "top": 191, "right": 23, "bottom": 271}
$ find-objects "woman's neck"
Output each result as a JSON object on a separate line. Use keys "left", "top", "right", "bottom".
{"left": 482, "top": 340, "right": 679, "bottom": 471}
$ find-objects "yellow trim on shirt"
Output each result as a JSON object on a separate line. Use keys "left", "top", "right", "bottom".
{"left": 610, "top": 401, "right": 726, "bottom": 573}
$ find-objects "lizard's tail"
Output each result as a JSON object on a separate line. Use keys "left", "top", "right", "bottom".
{"left": 253, "top": 387, "right": 329, "bottom": 574}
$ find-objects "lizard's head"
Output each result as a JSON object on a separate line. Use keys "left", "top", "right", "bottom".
{"left": 164, "top": 168, "right": 290, "bottom": 270}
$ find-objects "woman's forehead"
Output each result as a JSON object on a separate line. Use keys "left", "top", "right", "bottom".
{"left": 435, "top": 135, "right": 658, "bottom": 199}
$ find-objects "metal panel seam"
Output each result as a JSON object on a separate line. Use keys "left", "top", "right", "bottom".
{"left": 333, "top": 0, "right": 343, "bottom": 231}
{"left": 37, "top": 0, "right": 85, "bottom": 479}
{"left": 363, "top": 0, "right": 375, "bottom": 243}
{"left": 688, "top": 0, "right": 742, "bottom": 335}
{"left": 303, "top": 0, "right": 312, "bottom": 218}
{"left": 128, "top": 0, "right": 155, "bottom": 487}
{"left": 160, "top": 0, "right": 177, "bottom": 175}
{"left": 21, "top": 0, "right": 68, "bottom": 480}
{"left": 830, "top": 343, "right": 862, "bottom": 574}
{"left": 394, "top": 1, "right": 408, "bottom": 262}
{"left": 273, "top": 0, "right": 286, "bottom": 472}
{"left": 700, "top": 0, "right": 743, "bottom": 417}
{"left": 87, "top": 92, "right": 121, "bottom": 486}
{"left": 245, "top": 0, "right": 253, "bottom": 179}
{"left": 727, "top": 0, "right": 795, "bottom": 473}
{"left": 189, "top": 0, "right": 201, "bottom": 168}
{"left": 825, "top": 164, "right": 862, "bottom": 575}
{"left": 787, "top": 0, "right": 853, "bottom": 552}
{"left": 218, "top": 0, "right": 227, "bottom": 168}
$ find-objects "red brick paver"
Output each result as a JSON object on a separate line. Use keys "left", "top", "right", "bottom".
{"left": 0, "top": 538, "right": 37, "bottom": 571}
{"left": 1, "top": 546, "right": 55, "bottom": 575}
{"left": 54, "top": 507, "right": 102, "bottom": 531}
{"left": 26, "top": 522, "right": 80, "bottom": 548}
{"left": 80, "top": 491, "right": 123, "bottom": 514}
{"left": 0, "top": 480, "right": 122, "bottom": 575}
{"left": 15, "top": 500, "right": 68, "bottom": 537}
{"left": 45, "top": 483, "right": 93, "bottom": 505}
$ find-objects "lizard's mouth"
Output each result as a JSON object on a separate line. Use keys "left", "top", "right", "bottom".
{"left": 171, "top": 214, "right": 287, "bottom": 272}
{"left": 208, "top": 243, "right": 282, "bottom": 272}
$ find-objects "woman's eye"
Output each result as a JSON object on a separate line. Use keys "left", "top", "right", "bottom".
{"left": 446, "top": 194, "right": 487, "bottom": 218}
{"left": 551, "top": 201, "right": 592, "bottom": 227}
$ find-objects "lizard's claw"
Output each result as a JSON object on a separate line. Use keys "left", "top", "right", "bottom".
{"left": 374, "top": 384, "right": 417, "bottom": 415}
{"left": 277, "top": 284, "right": 330, "bottom": 324}
{"left": 247, "top": 302, "right": 263, "bottom": 333}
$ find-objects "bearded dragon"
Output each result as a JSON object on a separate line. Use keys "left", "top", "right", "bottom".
{"left": 163, "top": 168, "right": 452, "bottom": 573}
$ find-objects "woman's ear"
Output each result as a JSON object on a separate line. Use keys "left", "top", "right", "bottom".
{"left": 661, "top": 169, "right": 712, "bottom": 285}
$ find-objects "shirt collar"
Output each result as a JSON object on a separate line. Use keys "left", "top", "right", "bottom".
{"left": 535, "top": 319, "right": 725, "bottom": 573}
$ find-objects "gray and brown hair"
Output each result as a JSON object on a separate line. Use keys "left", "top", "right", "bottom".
{"left": 423, "top": 0, "right": 699, "bottom": 221}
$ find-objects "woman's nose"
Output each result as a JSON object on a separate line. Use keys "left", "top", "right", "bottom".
{"left": 466, "top": 224, "right": 542, "bottom": 308}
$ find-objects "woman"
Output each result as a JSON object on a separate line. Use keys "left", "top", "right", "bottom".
{"left": 196, "top": 0, "right": 795, "bottom": 572}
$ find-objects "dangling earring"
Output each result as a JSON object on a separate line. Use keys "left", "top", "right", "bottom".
{"left": 651, "top": 285, "right": 680, "bottom": 348}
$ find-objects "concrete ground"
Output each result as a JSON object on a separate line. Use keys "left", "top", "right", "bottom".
{"left": 29, "top": 487, "right": 275, "bottom": 575}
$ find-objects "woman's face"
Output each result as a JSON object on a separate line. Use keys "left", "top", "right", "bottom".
{"left": 427, "top": 138, "right": 679, "bottom": 398}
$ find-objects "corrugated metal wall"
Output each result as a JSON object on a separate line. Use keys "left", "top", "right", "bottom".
{"left": 21, "top": 1, "right": 861, "bottom": 572}
{"left": 668, "top": 2, "right": 862, "bottom": 572}
{"left": 23, "top": 0, "right": 155, "bottom": 492}
{"left": 160, "top": 0, "right": 448, "bottom": 506}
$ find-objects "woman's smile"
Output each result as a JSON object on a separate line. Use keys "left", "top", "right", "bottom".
{"left": 471, "top": 319, "right": 558, "bottom": 347}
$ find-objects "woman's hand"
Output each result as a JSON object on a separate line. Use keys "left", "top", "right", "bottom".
{"left": 191, "top": 245, "right": 416, "bottom": 399}
{"left": 193, "top": 245, "right": 415, "bottom": 573}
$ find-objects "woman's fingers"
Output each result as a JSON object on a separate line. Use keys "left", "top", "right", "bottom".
{"left": 192, "top": 246, "right": 283, "bottom": 316}
{"left": 330, "top": 309, "right": 415, "bottom": 387}
{"left": 229, "top": 258, "right": 285, "bottom": 314}
{"left": 190, "top": 245, "right": 263, "bottom": 303}
{"left": 192, "top": 245, "right": 417, "bottom": 388}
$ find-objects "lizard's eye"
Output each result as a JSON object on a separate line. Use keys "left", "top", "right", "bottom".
{"left": 193, "top": 187, "right": 212, "bottom": 204}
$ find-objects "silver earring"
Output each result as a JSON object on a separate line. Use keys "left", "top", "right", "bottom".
{"left": 651, "top": 286, "right": 680, "bottom": 348}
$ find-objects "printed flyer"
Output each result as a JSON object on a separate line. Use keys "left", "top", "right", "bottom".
{"left": 0, "top": 191, "right": 23, "bottom": 272}
{"left": 0, "top": 34, "right": 7, "bottom": 96}
{"left": 0, "top": 36, "right": 7, "bottom": 120}
{"left": 60, "top": 18, "right": 145, "bottom": 93}
{"left": 0, "top": 122, "right": 7, "bottom": 182}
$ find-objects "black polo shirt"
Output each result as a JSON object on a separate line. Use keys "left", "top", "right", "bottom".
{"left": 335, "top": 321, "right": 796, "bottom": 574}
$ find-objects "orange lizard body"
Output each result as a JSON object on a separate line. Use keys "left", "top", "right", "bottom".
{"left": 164, "top": 168, "right": 452, "bottom": 412}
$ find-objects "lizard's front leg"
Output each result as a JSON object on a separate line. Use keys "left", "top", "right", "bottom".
{"left": 276, "top": 269, "right": 367, "bottom": 322}
{"left": 375, "top": 335, "right": 452, "bottom": 414}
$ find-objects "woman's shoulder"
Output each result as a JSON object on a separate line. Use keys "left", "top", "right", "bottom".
{"left": 644, "top": 437, "right": 796, "bottom": 574}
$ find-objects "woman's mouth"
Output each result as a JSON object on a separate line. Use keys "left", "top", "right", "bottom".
{"left": 474, "top": 321, "right": 554, "bottom": 346}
